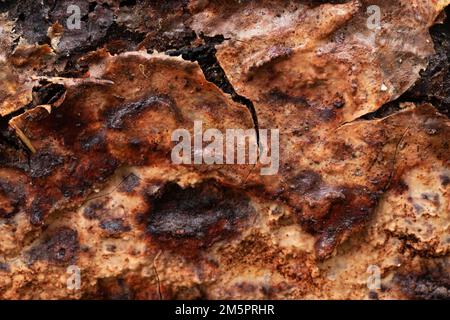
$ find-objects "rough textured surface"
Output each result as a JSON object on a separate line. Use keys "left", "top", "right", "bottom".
{"left": 0, "top": 0, "right": 449, "bottom": 300}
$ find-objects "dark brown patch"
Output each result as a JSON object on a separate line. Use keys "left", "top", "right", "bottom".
{"left": 318, "top": 108, "right": 336, "bottom": 121}
{"left": 27, "top": 227, "right": 79, "bottom": 266}
{"left": 283, "top": 170, "right": 383, "bottom": 259}
{"left": 396, "top": 269, "right": 450, "bottom": 300}
{"left": 32, "top": 82, "right": 66, "bottom": 106}
{"left": 402, "top": 8, "right": 450, "bottom": 118}
{"left": 440, "top": 175, "right": 450, "bottom": 187}
{"left": 100, "top": 218, "right": 131, "bottom": 236}
{"left": 118, "top": 173, "right": 141, "bottom": 193}
{"left": 0, "top": 129, "right": 29, "bottom": 171}
{"left": 29, "top": 148, "right": 65, "bottom": 178}
{"left": 95, "top": 277, "right": 133, "bottom": 300}
{"left": 104, "top": 94, "right": 178, "bottom": 130}
{"left": 329, "top": 141, "right": 355, "bottom": 162}
{"left": 368, "top": 291, "right": 379, "bottom": 300}
{"left": 80, "top": 131, "right": 106, "bottom": 151}
{"left": 28, "top": 197, "right": 47, "bottom": 226}
{"left": 86, "top": 274, "right": 161, "bottom": 300}
{"left": 266, "top": 88, "right": 309, "bottom": 106}
{"left": 141, "top": 27, "right": 196, "bottom": 52}
{"left": 145, "top": 181, "right": 254, "bottom": 253}
{"left": 393, "top": 179, "right": 409, "bottom": 195}
{"left": 106, "top": 244, "right": 117, "bottom": 252}
{"left": 287, "top": 170, "right": 322, "bottom": 195}
{"left": 83, "top": 200, "right": 107, "bottom": 220}
{"left": 0, "top": 178, "right": 26, "bottom": 217}
{"left": 0, "top": 262, "right": 10, "bottom": 273}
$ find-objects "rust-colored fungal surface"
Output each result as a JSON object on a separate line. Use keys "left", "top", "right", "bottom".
{"left": 0, "top": 0, "right": 449, "bottom": 300}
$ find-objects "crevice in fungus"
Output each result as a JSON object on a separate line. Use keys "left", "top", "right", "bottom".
{"left": 166, "top": 33, "right": 260, "bottom": 145}
{"left": 0, "top": 81, "right": 67, "bottom": 155}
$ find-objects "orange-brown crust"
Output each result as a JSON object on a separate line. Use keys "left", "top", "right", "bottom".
{"left": 0, "top": 0, "right": 449, "bottom": 300}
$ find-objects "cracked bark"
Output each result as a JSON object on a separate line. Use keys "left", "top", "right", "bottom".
{"left": 0, "top": 0, "right": 449, "bottom": 300}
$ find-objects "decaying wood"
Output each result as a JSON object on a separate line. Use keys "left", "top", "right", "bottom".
{"left": 0, "top": 0, "right": 449, "bottom": 300}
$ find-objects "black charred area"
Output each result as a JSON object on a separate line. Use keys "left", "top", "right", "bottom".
{"left": 145, "top": 181, "right": 254, "bottom": 249}
{"left": 62, "top": 21, "right": 147, "bottom": 60}
{"left": 0, "top": 0, "right": 15, "bottom": 13}
{"left": 0, "top": 111, "right": 29, "bottom": 170}
{"left": 100, "top": 218, "right": 131, "bottom": 236}
{"left": 32, "top": 82, "right": 66, "bottom": 106}
{"left": 167, "top": 35, "right": 233, "bottom": 96}
{"left": 396, "top": 267, "right": 450, "bottom": 300}
{"left": 2, "top": 0, "right": 52, "bottom": 44}
{"left": 29, "top": 148, "right": 65, "bottom": 178}
{"left": 0, "top": 81, "right": 66, "bottom": 171}
{"left": 363, "top": 6, "right": 450, "bottom": 120}
{"left": 403, "top": 8, "right": 450, "bottom": 118}
{"left": 0, "top": 82, "right": 68, "bottom": 220}
{"left": 143, "top": 27, "right": 197, "bottom": 53}
{"left": 2, "top": 0, "right": 261, "bottom": 142}
{"left": 29, "top": 198, "right": 47, "bottom": 226}
{"left": 2, "top": 0, "right": 199, "bottom": 77}
{"left": 3, "top": 0, "right": 146, "bottom": 67}
{"left": 27, "top": 227, "right": 79, "bottom": 265}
